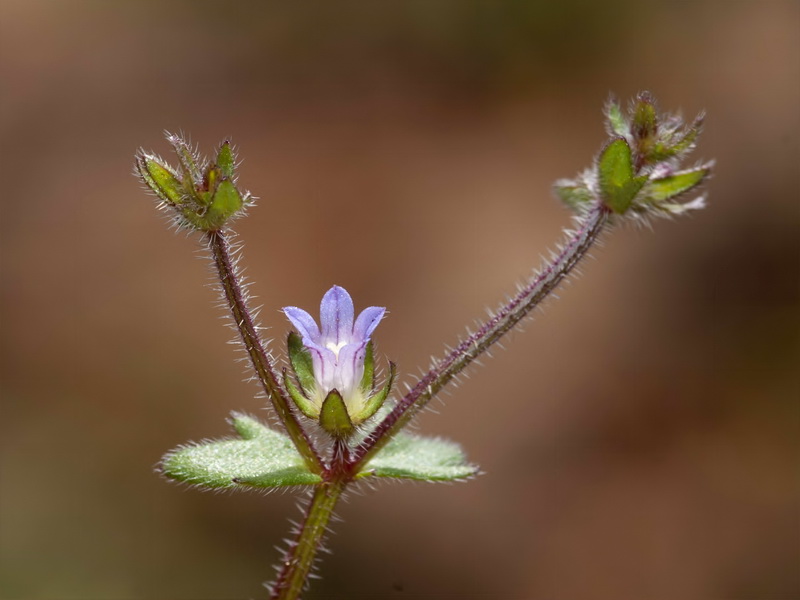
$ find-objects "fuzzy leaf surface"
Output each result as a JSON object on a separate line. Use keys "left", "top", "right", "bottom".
{"left": 162, "top": 413, "right": 322, "bottom": 489}
{"left": 358, "top": 433, "right": 479, "bottom": 482}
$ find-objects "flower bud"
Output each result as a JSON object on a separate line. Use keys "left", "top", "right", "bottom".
{"left": 631, "top": 91, "right": 658, "bottom": 161}
{"left": 135, "top": 134, "right": 251, "bottom": 231}
{"left": 554, "top": 92, "right": 711, "bottom": 218}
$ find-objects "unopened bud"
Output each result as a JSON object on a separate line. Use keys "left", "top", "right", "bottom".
{"left": 135, "top": 134, "right": 251, "bottom": 231}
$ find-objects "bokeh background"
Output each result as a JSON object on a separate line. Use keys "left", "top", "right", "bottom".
{"left": 1, "top": 1, "right": 798, "bottom": 599}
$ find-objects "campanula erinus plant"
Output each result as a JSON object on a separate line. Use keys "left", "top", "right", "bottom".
{"left": 135, "top": 92, "right": 712, "bottom": 599}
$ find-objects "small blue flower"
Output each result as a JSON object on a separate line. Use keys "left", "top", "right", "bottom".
{"left": 283, "top": 286, "right": 386, "bottom": 420}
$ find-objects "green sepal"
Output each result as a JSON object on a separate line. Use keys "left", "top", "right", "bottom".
{"left": 199, "top": 166, "right": 221, "bottom": 207}
{"left": 632, "top": 92, "right": 657, "bottom": 144}
{"left": 136, "top": 155, "right": 185, "bottom": 206}
{"left": 203, "top": 179, "right": 243, "bottom": 230}
{"left": 319, "top": 389, "right": 354, "bottom": 438}
{"left": 597, "top": 138, "right": 647, "bottom": 214}
{"left": 288, "top": 332, "right": 317, "bottom": 396}
{"left": 553, "top": 178, "right": 593, "bottom": 211}
{"left": 161, "top": 413, "right": 322, "bottom": 489}
{"left": 353, "top": 362, "right": 396, "bottom": 425}
{"left": 644, "top": 166, "right": 710, "bottom": 202}
{"left": 166, "top": 133, "right": 202, "bottom": 185}
{"left": 357, "top": 432, "right": 479, "bottom": 482}
{"left": 216, "top": 141, "right": 236, "bottom": 179}
{"left": 283, "top": 368, "right": 319, "bottom": 419}
{"left": 651, "top": 115, "right": 703, "bottom": 161}
{"left": 604, "top": 97, "right": 628, "bottom": 137}
{"left": 359, "top": 341, "right": 375, "bottom": 393}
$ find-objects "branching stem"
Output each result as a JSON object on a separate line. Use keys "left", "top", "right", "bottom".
{"left": 207, "top": 230, "right": 323, "bottom": 474}
{"left": 350, "top": 203, "right": 611, "bottom": 470}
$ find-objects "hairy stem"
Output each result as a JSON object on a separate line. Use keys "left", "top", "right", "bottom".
{"left": 270, "top": 480, "right": 347, "bottom": 600}
{"left": 207, "top": 230, "right": 323, "bottom": 473}
{"left": 351, "top": 203, "right": 611, "bottom": 470}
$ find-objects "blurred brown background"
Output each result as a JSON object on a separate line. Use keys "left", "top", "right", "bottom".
{"left": 1, "top": 1, "right": 798, "bottom": 599}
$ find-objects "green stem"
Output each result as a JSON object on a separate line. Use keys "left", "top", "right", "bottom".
{"left": 270, "top": 480, "right": 347, "bottom": 600}
{"left": 351, "top": 204, "right": 611, "bottom": 470}
{"left": 207, "top": 230, "right": 323, "bottom": 474}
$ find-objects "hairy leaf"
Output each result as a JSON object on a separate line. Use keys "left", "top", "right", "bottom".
{"left": 359, "top": 433, "right": 479, "bottom": 482}
{"left": 162, "top": 413, "right": 322, "bottom": 489}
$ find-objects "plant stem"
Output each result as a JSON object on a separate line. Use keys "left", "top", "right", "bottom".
{"left": 207, "top": 230, "right": 323, "bottom": 473}
{"left": 270, "top": 480, "right": 347, "bottom": 600}
{"left": 351, "top": 203, "right": 611, "bottom": 470}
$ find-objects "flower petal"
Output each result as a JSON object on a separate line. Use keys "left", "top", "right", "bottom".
{"left": 307, "top": 345, "right": 337, "bottom": 399}
{"left": 353, "top": 306, "right": 386, "bottom": 343}
{"left": 320, "top": 286, "right": 354, "bottom": 346}
{"left": 283, "top": 307, "right": 321, "bottom": 344}
{"left": 336, "top": 341, "right": 367, "bottom": 399}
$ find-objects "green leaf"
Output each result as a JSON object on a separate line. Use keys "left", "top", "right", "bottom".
{"left": 353, "top": 362, "right": 396, "bottom": 425}
{"left": 597, "top": 138, "right": 647, "bottom": 214}
{"left": 644, "top": 166, "right": 710, "bottom": 202}
{"left": 288, "top": 332, "right": 317, "bottom": 396}
{"left": 319, "top": 390, "right": 354, "bottom": 438}
{"left": 161, "top": 413, "right": 322, "bottom": 489}
{"left": 358, "top": 433, "right": 479, "bottom": 482}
